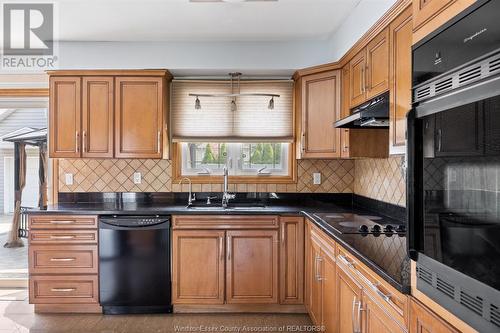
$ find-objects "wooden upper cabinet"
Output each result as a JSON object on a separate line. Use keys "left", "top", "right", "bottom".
{"left": 82, "top": 77, "right": 114, "bottom": 158}
{"left": 349, "top": 51, "right": 367, "bottom": 107}
{"left": 115, "top": 77, "right": 164, "bottom": 158}
{"left": 172, "top": 230, "right": 225, "bottom": 304}
{"left": 341, "top": 66, "right": 351, "bottom": 158}
{"left": 279, "top": 217, "right": 304, "bottom": 305}
{"left": 366, "top": 28, "right": 390, "bottom": 99}
{"left": 49, "top": 77, "right": 81, "bottom": 158}
{"left": 300, "top": 70, "right": 341, "bottom": 159}
{"left": 389, "top": 7, "right": 413, "bottom": 155}
{"left": 226, "top": 230, "right": 278, "bottom": 304}
{"left": 410, "top": 298, "right": 459, "bottom": 333}
{"left": 412, "top": 0, "right": 477, "bottom": 44}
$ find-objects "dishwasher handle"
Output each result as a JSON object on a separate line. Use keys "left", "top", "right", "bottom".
{"left": 99, "top": 216, "right": 170, "bottom": 230}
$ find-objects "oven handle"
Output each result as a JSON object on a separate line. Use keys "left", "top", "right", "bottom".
{"left": 406, "top": 108, "right": 422, "bottom": 260}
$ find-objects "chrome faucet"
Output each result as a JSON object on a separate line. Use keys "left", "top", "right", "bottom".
{"left": 179, "top": 177, "right": 196, "bottom": 206}
{"left": 222, "top": 165, "right": 235, "bottom": 208}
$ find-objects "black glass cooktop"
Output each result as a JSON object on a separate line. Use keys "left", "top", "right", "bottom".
{"left": 313, "top": 212, "right": 406, "bottom": 236}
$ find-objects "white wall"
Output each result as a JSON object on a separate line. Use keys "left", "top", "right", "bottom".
{"left": 326, "top": 0, "right": 397, "bottom": 61}
{"left": 57, "top": 40, "right": 333, "bottom": 76}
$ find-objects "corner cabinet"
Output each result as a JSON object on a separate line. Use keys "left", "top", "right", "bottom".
{"left": 389, "top": 6, "right": 413, "bottom": 155}
{"left": 297, "top": 70, "right": 342, "bottom": 159}
{"left": 48, "top": 70, "right": 171, "bottom": 159}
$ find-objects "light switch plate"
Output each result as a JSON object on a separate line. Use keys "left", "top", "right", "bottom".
{"left": 133, "top": 172, "right": 142, "bottom": 184}
{"left": 65, "top": 173, "right": 73, "bottom": 185}
{"left": 313, "top": 173, "right": 321, "bottom": 185}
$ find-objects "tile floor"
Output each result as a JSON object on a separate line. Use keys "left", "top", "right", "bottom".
{"left": 0, "top": 289, "right": 313, "bottom": 333}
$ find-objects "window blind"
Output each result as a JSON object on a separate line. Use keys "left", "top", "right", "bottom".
{"left": 171, "top": 80, "right": 293, "bottom": 142}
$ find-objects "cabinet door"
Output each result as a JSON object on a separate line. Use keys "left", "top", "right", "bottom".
{"left": 279, "top": 217, "right": 304, "bottom": 305}
{"left": 363, "top": 292, "right": 405, "bottom": 333}
{"left": 226, "top": 230, "right": 278, "bottom": 304}
{"left": 172, "top": 230, "right": 225, "bottom": 304}
{"left": 49, "top": 76, "right": 81, "bottom": 158}
{"left": 366, "top": 28, "right": 390, "bottom": 99}
{"left": 341, "top": 66, "right": 350, "bottom": 158}
{"left": 389, "top": 8, "right": 413, "bottom": 155}
{"left": 82, "top": 77, "right": 114, "bottom": 158}
{"left": 337, "top": 265, "right": 363, "bottom": 333}
{"left": 308, "top": 233, "right": 323, "bottom": 325}
{"left": 349, "top": 50, "right": 367, "bottom": 107}
{"left": 435, "top": 102, "right": 484, "bottom": 156}
{"left": 410, "top": 298, "right": 459, "bottom": 333}
{"left": 321, "top": 247, "right": 337, "bottom": 333}
{"left": 115, "top": 77, "right": 164, "bottom": 158}
{"left": 301, "top": 70, "right": 341, "bottom": 159}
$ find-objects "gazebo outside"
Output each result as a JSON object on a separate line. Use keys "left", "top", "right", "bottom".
{"left": 0, "top": 128, "right": 47, "bottom": 282}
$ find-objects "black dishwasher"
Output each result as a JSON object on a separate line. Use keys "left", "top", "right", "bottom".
{"left": 98, "top": 215, "right": 172, "bottom": 314}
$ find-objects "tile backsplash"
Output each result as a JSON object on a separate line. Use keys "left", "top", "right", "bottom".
{"left": 354, "top": 157, "right": 406, "bottom": 207}
{"left": 58, "top": 157, "right": 406, "bottom": 206}
{"left": 58, "top": 159, "right": 355, "bottom": 194}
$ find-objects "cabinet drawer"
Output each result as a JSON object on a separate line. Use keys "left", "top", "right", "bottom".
{"left": 29, "top": 215, "right": 97, "bottom": 229}
{"left": 30, "top": 275, "right": 98, "bottom": 304}
{"left": 29, "top": 245, "right": 98, "bottom": 274}
{"left": 29, "top": 229, "right": 98, "bottom": 244}
{"left": 172, "top": 215, "right": 279, "bottom": 229}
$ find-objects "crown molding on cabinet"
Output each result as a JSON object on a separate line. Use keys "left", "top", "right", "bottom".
{"left": 293, "top": 0, "right": 412, "bottom": 80}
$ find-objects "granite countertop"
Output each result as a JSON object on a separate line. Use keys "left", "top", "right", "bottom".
{"left": 26, "top": 193, "right": 410, "bottom": 293}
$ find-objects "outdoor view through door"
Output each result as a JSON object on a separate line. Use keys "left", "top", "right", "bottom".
{"left": 0, "top": 108, "right": 47, "bottom": 282}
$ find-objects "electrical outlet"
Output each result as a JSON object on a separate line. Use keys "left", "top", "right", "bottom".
{"left": 133, "top": 172, "right": 142, "bottom": 184}
{"left": 65, "top": 173, "right": 73, "bottom": 185}
{"left": 313, "top": 173, "right": 321, "bottom": 185}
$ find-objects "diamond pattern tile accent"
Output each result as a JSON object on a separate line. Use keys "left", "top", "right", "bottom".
{"left": 59, "top": 159, "right": 172, "bottom": 192}
{"left": 354, "top": 157, "right": 406, "bottom": 207}
{"left": 58, "top": 159, "right": 354, "bottom": 194}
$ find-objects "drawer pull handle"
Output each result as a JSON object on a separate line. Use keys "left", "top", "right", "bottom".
{"left": 51, "top": 288, "right": 76, "bottom": 292}
{"left": 50, "top": 221, "right": 76, "bottom": 225}
{"left": 49, "top": 235, "right": 75, "bottom": 240}
{"left": 338, "top": 254, "right": 354, "bottom": 268}
{"left": 50, "top": 257, "right": 76, "bottom": 262}
{"left": 372, "top": 283, "right": 392, "bottom": 303}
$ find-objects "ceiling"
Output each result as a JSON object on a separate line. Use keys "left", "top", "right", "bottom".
{"left": 55, "top": 0, "right": 367, "bottom": 42}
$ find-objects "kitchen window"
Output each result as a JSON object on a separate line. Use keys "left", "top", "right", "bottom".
{"left": 181, "top": 142, "right": 289, "bottom": 176}
{"left": 171, "top": 79, "right": 295, "bottom": 182}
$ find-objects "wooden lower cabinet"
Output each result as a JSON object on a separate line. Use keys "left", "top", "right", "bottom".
{"left": 172, "top": 230, "right": 225, "bottom": 304}
{"left": 226, "top": 230, "right": 278, "bottom": 304}
{"left": 306, "top": 225, "right": 338, "bottom": 333}
{"left": 172, "top": 215, "right": 302, "bottom": 311}
{"left": 410, "top": 298, "right": 459, "bottom": 333}
{"left": 279, "top": 217, "right": 304, "bottom": 304}
{"left": 364, "top": 292, "right": 405, "bottom": 333}
{"left": 28, "top": 214, "right": 100, "bottom": 313}
{"left": 307, "top": 232, "right": 323, "bottom": 324}
{"left": 337, "top": 265, "right": 363, "bottom": 333}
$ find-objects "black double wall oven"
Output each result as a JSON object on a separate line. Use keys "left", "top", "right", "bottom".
{"left": 408, "top": 0, "right": 500, "bottom": 332}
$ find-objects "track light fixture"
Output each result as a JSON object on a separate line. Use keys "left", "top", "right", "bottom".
{"left": 195, "top": 96, "right": 201, "bottom": 110}
{"left": 268, "top": 96, "right": 274, "bottom": 110}
{"left": 189, "top": 73, "right": 280, "bottom": 111}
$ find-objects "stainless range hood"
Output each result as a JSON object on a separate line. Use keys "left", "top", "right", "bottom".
{"left": 334, "top": 92, "right": 389, "bottom": 128}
